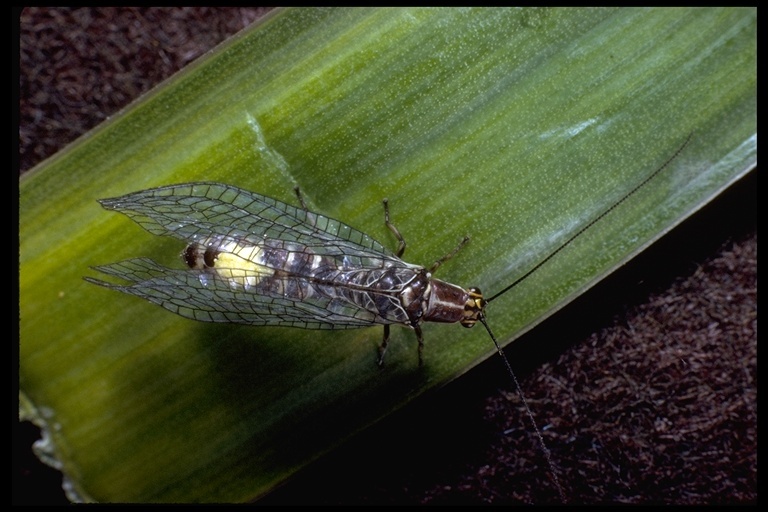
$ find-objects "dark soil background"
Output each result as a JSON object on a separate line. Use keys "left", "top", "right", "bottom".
{"left": 17, "top": 7, "right": 756, "bottom": 504}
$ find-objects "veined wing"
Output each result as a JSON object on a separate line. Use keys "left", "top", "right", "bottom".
{"left": 85, "top": 258, "right": 380, "bottom": 329}
{"left": 88, "top": 183, "right": 422, "bottom": 329}
{"left": 98, "top": 182, "right": 401, "bottom": 265}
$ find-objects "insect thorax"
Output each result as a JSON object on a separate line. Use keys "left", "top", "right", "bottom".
{"left": 423, "top": 280, "right": 484, "bottom": 328}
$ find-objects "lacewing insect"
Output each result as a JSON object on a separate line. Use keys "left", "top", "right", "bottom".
{"left": 84, "top": 182, "right": 485, "bottom": 366}
{"left": 86, "top": 136, "right": 690, "bottom": 502}
{"left": 86, "top": 138, "right": 690, "bottom": 361}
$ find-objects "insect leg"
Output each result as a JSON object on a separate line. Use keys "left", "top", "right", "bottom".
{"left": 294, "top": 186, "right": 322, "bottom": 229}
{"left": 383, "top": 199, "right": 407, "bottom": 258}
{"left": 378, "top": 325, "right": 391, "bottom": 367}
{"left": 379, "top": 324, "right": 425, "bottom": 367}
{"left": 413, "top": 324, "right": 425, "bottom": 367}
{"left": 293, "top": 186, "right": 309, "bottom": 211}
{"left": 429, "top": 235, "right": 470, "bottom": 274}
{"left": 383, "top": 198, "right": 469, "bottom": 275}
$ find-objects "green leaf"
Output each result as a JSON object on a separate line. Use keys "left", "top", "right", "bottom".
{"left": 20, "top": 7, "right": 756, "bottom": 502}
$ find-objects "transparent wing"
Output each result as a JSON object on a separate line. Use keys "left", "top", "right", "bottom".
{"left": 85, "top": 258, "right": 379, "bottom": 329}
{"left": 98, "top": 182, "right": 398, "bottom": 263}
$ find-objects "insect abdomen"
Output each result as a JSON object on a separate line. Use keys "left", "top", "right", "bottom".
{"left": 183, "top": 237, "right": 435, "bottom": 327}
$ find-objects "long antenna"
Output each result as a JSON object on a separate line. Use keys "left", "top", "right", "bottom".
{"left": 487, "top": 134, "right": 692, "bottom": 304}
{"left": 480, "top": 314, "right": 566, "bottom": 503}
{"left": 481, "top": 135, "right": 693, "bottom": 503}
